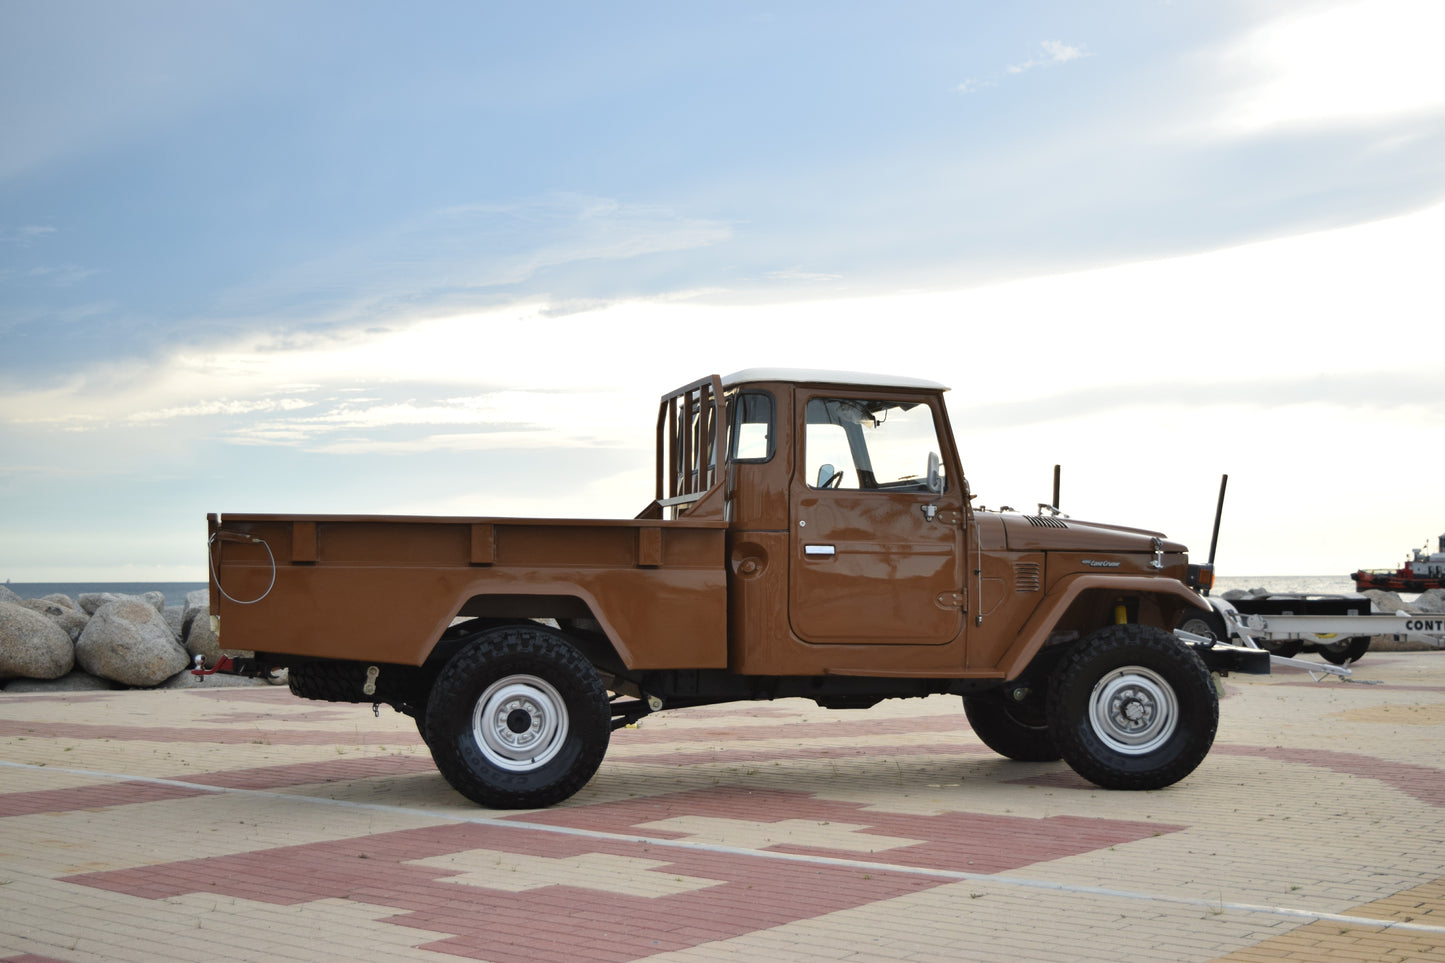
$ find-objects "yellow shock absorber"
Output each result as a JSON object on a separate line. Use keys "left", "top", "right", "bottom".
{"left": 1114, "top": 600, "right": 1128, "bottom": 625}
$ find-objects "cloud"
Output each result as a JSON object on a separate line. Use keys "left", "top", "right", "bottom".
{"left": 954, "top": 78, "right": 994, "bottom": 96}
{"left": 1007, "top": 40, "right": 1090, "bottom": 75}
{"left": 207, "top": 193, "right": 733, "bottom": 340}
{"left": 1, "top": 264, "right": 97, "bottom": 287}
{"left": 956, "top": 39, "right": 1090, "bottom": 94}
{"left": 0, "top": 225, "right": 57, "bottom": 245}
{"left": 183, "top": 386, "right": 654, "bottom": 454}
{"left": 959, "top": 370, "right": 1442, "bottom": 432}
{"left": 124, "top": 397, "right": 317, "bottom": 426}
{"left": 764, "top": 267, "right": 844, "bottom": 282}
{"left": 1210, "top": 0, "right": 1445, "bottom": 134}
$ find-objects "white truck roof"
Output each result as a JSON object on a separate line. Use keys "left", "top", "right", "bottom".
{"left": 722, "top": 368, "right": 949, "bottom": 392}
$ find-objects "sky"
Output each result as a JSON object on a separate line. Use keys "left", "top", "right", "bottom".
{"left": 2, "top": 0, "right": 1443, "bottom": 581}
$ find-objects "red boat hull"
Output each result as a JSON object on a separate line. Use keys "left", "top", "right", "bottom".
{"left": 1352, "top": 570, "right": 1445, "bottom": 593}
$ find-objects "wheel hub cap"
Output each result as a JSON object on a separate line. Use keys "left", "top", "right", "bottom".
{"left": 472, "top": 675, "right": 569, "bottom": 771}
{"left": 1089, "top": 666, "right": 1178, "bottom": 755}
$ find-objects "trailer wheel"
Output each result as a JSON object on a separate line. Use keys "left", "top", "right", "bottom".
{"left": 963, "top": 695, "right": 1061, "bottom": 761}
{"left": 424, "top": 624, "right": 609, "bottom": 809}
{"left": 1047, "top": 624, "right": 1218, "bottom": 790}
{"left": 1317, "top": 636, "right": 1370, "bottom": 665}
{"left": 1175, "top": 608, "right": 1226, "bottom": 641}
{"left": 1260, "top": 639, "right": 1303, "bottom": 658}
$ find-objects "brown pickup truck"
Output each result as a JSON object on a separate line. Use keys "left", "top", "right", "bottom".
{"left": 206, "top": 369, "right": 1266, "bottom": 808}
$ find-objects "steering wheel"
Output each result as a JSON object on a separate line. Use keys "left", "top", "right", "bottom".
{"left": 825, "top": 470, "right": 845, "bottom": 489}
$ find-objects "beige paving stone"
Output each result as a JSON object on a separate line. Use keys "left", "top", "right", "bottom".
{"left": 0, "top": 791, "right": 448, "bottom": 878}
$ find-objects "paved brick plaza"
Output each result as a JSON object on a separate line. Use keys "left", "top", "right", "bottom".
{"left": 2, "top": 652, "right": 1443, "bottom": 962}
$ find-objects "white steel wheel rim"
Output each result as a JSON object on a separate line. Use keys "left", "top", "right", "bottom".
{"left": 1177, "top": 616, "right": 1217, "bottom": 640}
{"left": 1088, "top": 666, "right": 1178, "bottom": 755}
{"left": 472, "top": 674, "right": 569, "bottom": 771}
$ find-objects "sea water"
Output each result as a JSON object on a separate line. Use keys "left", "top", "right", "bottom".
{"left": 3, "top": 582, "right": 208, "bottom": 608}
{"left": 1213, "top": 575, "right": 1358, "bottom": 596}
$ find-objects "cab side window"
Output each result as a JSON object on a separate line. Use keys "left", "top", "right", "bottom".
{"left": 805, "top": 397, "right": 944, "bottom": 492}
{"left": 727, "top": 391, "right": 774, "bottom": 463}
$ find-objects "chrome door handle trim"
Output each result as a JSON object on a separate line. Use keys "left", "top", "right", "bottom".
{"left": 804, "top": 544, "right": 836, "bottom": 558}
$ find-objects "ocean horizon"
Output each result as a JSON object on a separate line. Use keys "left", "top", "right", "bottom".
{"left": 4, "top": 582, "right": 208, "bottom": 608}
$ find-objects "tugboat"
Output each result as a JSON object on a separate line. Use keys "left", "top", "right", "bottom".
{"left": 1352, "top": 533, "right": 1445, "bottom": 592}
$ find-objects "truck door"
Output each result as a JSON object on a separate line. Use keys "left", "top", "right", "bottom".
{"left": 789, "top": 391, "right": 965, "bottom": 644}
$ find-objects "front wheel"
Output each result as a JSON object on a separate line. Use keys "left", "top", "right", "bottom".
{"left": 424, "top": 624, "right": 610, "bottom": 808}
{"left": 1047, "top": 624, "right": 1218, "bottom": 790}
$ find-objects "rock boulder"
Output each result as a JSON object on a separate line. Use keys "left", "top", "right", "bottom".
{"left": 1362, "top": 589, "right": 1411, "bottom": 614}
{"left": 4, "top": 670, "right": 118, "bottom": 693}
{"left": 75, "top": 598, "right": 189, "bottom": 687}
{"left": 79, "top": 591, "right": 165, "bottom": 616}
{"left": 1412, "top": 589, "right": 1445, "bottom": 614}
{"left": 0, "top": 600, "right": 76, "bottom": 680}
{"left": 18, "top": 597, "right": 90, "bottom": 642}
{"left": 183, "top": 603, "right": 226, "bottom": 668}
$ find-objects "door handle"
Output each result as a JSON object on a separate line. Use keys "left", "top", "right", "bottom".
{"left": 803, "top": 544, "right": 836, "bottom": 558}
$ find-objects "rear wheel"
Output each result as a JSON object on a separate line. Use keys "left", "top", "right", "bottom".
{"left": 424, "top": 624, "right": 609, "bottom": 808}
{"left": 963, "top": 694, "right": 1061, "bottom": 761}
{"left": 1047, "top": 624, "right": 1218, "bottom": 790}
{"left": 288, "top": 659, "right": 424, "bottom": 706}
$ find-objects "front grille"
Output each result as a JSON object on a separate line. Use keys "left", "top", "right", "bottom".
{"left": 1015, "top": 561, "right": 1042, "bottom": 592}
{"left": 1026, "top": 515, "right": 1068, "bottom": 528}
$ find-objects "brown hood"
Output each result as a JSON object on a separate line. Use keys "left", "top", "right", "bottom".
{"left": 997, "top": 514, "right": 1187, "bottom": 555}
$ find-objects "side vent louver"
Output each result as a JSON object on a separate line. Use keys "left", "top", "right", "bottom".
{"left": 1026, "top": 515, "right": 1068, "bottom": 528}
{"left": 1014, "top": 562, "right": 1041, "bottom": 593}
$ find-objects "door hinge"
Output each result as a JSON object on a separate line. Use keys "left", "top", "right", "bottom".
{"left": 936, "top": 591, "right": 966, "bottom": 609}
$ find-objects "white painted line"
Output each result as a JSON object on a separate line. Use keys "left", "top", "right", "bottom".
{"left": 5, "top": 758, "right": 1444, "bottom": 936}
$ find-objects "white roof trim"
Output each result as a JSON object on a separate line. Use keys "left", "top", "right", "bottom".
{"left": 722, "top": 368, "right": 949, "bottom": 391}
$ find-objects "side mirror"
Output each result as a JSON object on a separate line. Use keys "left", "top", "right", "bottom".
{"left": 926, "top": 452, "right": 943, "bottom": 494}
{"left": 817, "top": 464, "right": 838, "bottom": 488}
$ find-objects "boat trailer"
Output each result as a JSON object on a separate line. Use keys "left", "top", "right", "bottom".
{"left": 1179, "top": 595, "right": 1445, "bottom": 681}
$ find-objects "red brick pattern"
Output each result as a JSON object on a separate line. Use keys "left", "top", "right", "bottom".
{"left": 55, "top": 783, "right": 1180, "bottom": 961}
{"left": 0, "top": 717, "right": 424, "bottom": 746}
{"left": 1215, "top": 744, "right": 1445, "bottom": 808}
{"left": 63, "top": 820, "right": 945, "bottom": 963}
{"left": 0, "top": 755, "right": 439, "bottom": 817}
{"left": 0, "top": 780, "right": 208, "bottom": 818}
{"left": 510, "top": 786, "right": 1181, "bottom": 873}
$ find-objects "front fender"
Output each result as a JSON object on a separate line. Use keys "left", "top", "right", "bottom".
{"left": 995, "top": 574, "right": 1211, "bottom": 680}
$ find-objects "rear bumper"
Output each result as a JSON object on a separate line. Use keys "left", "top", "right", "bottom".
{"left": 1182, "top": 639, "right": 1272, "bottom": 675}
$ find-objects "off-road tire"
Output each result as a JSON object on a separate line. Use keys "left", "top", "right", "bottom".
{"left": 963, "top": 694, "right": 1061, "bottom": 761}
{"left": 288, "top": 660, "right": 423, "bottom": 705}
{"left": 1317, "top": 636, "right": 1370, "bottom": 665}
{"left": 424, "top": 624, "right": 609, "bottom": 809}
{"left": 1047, "top": 624, "right": 1218, "bottom": 790}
